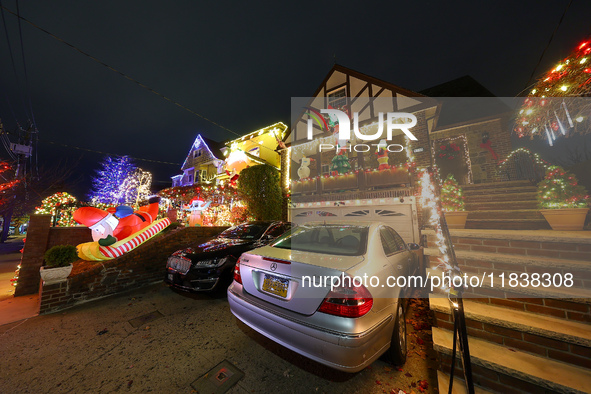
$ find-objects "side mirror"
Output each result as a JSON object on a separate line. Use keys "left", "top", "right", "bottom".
{"left": 408, "top": 243, "right": 420, "bottom": 251}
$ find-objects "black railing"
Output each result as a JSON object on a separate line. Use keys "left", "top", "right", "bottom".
{"left": 497, "top": 149, "right": 546, "bottom": 183}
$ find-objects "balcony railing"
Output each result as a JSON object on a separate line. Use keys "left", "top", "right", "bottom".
{"left": 291, "top": 167, "right": 412, "bottom": 198}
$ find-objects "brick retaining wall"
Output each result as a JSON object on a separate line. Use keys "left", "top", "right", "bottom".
{"left": 39, "top": 226, "right": 226, "bottom": 314}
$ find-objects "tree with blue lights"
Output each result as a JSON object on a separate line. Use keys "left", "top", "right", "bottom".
{"left": 89, "top": 155, "right": 137, "bottom": 205}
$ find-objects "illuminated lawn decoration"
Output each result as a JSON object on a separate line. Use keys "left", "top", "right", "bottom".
{"left": 73, "top": 197, "right": 170, "bottom": 261}
{"left": 159, "top": 184, "right": 252, "bottom": 226}
{"left": 517, "top": 39, "right": 591, "bottom": 145}
{"left": 35, "top": 192, "right": 78, "bottom": 226}
{"left": 76, "top": 218, "right": 171, "bottom": 261}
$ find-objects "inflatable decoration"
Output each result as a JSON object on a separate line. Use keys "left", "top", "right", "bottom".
{"left": 74, "top": 196, "right": 170, "bottom": 261}
{"left": 375, "top": 139, "right": 390, "bottom": 170}
{"left": 184, "top": 196, "right": 211, "bottom": 227}
{"left": 297, "top": 156, "right": 314, "bottom": 179}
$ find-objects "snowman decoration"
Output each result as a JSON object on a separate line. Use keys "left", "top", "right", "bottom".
{"left": 297, "top": 156, "right": 314, "bottom": 179}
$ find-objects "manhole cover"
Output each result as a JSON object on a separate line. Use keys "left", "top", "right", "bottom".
{"left": 191, "top": 360, "right": 244, "bottom": 394}
{"left": 127, "top": 310, "right": 164, "bottom": 328}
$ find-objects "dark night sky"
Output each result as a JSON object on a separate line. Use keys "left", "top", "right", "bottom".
{"left": 1, "top": 0, "right": 590, "bottom": 198}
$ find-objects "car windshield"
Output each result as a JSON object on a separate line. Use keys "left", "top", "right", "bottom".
{"left": 272, "top": 224, "right": 368, "bottom": 256}
{"left": 219, "top": 223, "right": 269, "bottom": 240}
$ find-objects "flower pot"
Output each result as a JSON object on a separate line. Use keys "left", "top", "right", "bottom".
{"left": 540, "top": 208, "right": 589, "bottom": 231}
{"left": 444, "top": 211, "right": 469, "bottom": 229}
{"left": 39, "top": 264, "right": 73, "bottom": 285}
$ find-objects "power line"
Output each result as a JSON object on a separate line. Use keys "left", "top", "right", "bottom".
{"left": 0, "top": 4, "right": 241, "bottom": 139}
{"left": 522, "top": 0, "right": 574, "bottom": 92}
{"left": 40, "top": 139, "right": 182, "bottom": 166}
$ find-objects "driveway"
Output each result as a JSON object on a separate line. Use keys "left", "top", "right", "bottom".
{"left": 0, "top": 282, "right": 437, "bottom": 393}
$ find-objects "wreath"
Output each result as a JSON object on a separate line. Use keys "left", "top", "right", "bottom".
{"left": 438, "top": 141, "right": 461, "bottom": 160}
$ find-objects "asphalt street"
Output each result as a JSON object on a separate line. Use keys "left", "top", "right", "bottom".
{"left": 0, "top": 280, "right": 438, "bottom": 394}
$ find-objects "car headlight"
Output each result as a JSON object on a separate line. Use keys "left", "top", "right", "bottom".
{"left": 194, "top": 257, "right": 228, "bottom": 268}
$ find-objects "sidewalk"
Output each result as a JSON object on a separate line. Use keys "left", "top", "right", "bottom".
{"left": 0, "top": 235, "right": 39, "bottom": 326}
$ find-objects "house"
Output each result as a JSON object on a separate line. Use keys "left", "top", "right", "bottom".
{"left": 171, "top": 134, "right": 225, "bottom": 187}
{"left": 285, "top": 64, "right": 441, "bottom": 243}
{"left": 220, "top": 122, "right": 288, "bottom": 182}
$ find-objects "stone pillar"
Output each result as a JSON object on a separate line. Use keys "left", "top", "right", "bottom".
{"left": 14, "top": 214, "right": 51, "bottom": 297}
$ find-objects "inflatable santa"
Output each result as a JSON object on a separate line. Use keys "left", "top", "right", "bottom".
{"left": 73, "top": 196, "right": 161, "bottom": 246}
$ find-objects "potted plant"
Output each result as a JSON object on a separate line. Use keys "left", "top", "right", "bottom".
{"left": 40, "top": 245, "right": 78, "bottom": 285}
{"left": 538, "top": 166, "right": 589, "bottom": 231}
{"left": 441, "top": 174, "right": 469, "bottom": 229}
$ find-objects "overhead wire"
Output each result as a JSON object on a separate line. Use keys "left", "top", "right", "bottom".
{"left": 0, "top": 0, "right": 29, "bottom": 121}
{"left": 522, "top": 0, "right": 574, "bottom": 93}
{"left": 40, "top": 139, "right": 182, "bottom": 166}
{"left": 0, "top": 4, "right": 284, "bottom": 162}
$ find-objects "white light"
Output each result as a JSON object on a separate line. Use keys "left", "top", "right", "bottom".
{"left": 576, "top": 116, "right": 584, "bottom": 123}
{"left": 560, "top": 85, "right": 568, "bottom": 92}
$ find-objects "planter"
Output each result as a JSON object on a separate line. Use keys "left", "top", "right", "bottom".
{"left": 444, "top": 211, "right": 469, "bottom": 229}
{"left": 39, "top": 264, "right": 73, "bottom": 285}
{"left": 540, "top": 208, "right": 589, "bottom": 231}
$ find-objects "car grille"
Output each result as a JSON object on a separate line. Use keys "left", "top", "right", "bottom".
{"left": 167, "top": 256, "right": 192, "bottom": 274}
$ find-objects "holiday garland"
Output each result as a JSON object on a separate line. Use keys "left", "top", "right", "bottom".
{"left": 537, "top": 166, "right": 589, "bottom": 209}
{"left": 437, "top": 142, "right": 461, "bottom": 160}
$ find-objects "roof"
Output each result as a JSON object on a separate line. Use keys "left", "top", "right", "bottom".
{"left": 419, "top": 75, "right": 512, "bottom": 129}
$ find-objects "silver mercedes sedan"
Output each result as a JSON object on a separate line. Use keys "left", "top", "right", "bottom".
{"left": 227, "top": 222, "right": 420, "bottom": 372}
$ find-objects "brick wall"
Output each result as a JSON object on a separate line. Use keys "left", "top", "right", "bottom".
{"left": 38, "top": 226, "right": 226, "bottom": 314}
{"left": 15, "top": 216, "right": 92, "bottom": 297}
{"left": 431, "top": 117, "right": 512, "bottom": 184}
{"left": 14, "top": 215, "right": 52, "bottom": 297}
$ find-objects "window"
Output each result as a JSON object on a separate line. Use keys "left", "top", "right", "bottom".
{"left": 248, "top": 146, "right": 260, "bottom": 157}
{"left": 328, "top": 87, "right": 347, "bottom": 110}
{"left": 199, "top": 170, "right": 208, "bottom": 182}
{"left": 194, "top": 150, "right": 202, "bottom": 158}
{"left": 380, "top": 226, "right": 406, "bottom": 255}
{"left": 321, "top": 164, "right": 330, "bottom": 175}
{"left": 388, "top": 227, "right": 407, "bottom": 252}
{"left": 273, "top": 224, "right": 368, "bottom": 256}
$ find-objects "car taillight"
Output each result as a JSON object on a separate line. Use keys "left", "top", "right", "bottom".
{"left": 233, "top": 257, "right": 242, "bottom": 284}
{"left": 318, "top": 281, "right": 373, "bottom": 318}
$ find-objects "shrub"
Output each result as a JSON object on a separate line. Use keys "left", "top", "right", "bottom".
{"left": 538, "top": 166, "right": 589, "bottom": 209}
{"left": 44, "top": 245, "right": 79, "bottom": 268}
{"left": 440, "top": 174, "right": 465, "bottom": 212}
{"left": 238, "top": 165, "right": 283, "bottom": 220}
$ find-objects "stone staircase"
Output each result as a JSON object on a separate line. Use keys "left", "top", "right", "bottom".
{"left": 423, "top": 228, "right": 591, "bottom": 394}
{"left": 463, "top": 180, "right": 550, "bottom": 230}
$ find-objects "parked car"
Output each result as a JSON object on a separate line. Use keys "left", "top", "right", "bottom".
{"left": 165, "top": 221, "right": 292, "bottom": 292}
{"left": 227, "top": 221, "right": 420, "bottom": 372}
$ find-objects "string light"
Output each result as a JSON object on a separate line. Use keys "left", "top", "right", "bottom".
{"left": 35, "top": 192, "right": 78, "bottom": 226}
{"left": 430, "top": 135, "right": 473, "bottom": 184}
{"left": 517, "top": 38, "right": 591, "bottom": 144}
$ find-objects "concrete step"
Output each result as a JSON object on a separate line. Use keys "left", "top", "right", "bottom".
{"left": 465, "top": 218, "right": 550, "bottom": 230}
{"left": 430, "top": 296, "right": 591, "bottom": 348}
{"left": 425, "top": 266, "right": 591, "bottom": 302}
{"left": 464, "top": 192, "right": 538, "bottom": 203}
{"left": 463, "top": 180, "right": 535, "bottom": 190}
{"left": 437, "top": 371, "right": 494, "bottom": 394}
{"left": 465, "top": 200, "right": 539, "bottom": 211}
{"left": 466, "top": 210, "right": 543, "bottom": 220}
{"left": 424, "top": 248, "right": 591, "bottom": 272}
{"left": 432, "top": 327, "right": 591, "bottom": 394}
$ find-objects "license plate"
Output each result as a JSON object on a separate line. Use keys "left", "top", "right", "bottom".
{"left": 262, "top": 274, "right": 289, "bottom": 298}
{"left": 168, "top": 274, "right": 174, "bottom": 281}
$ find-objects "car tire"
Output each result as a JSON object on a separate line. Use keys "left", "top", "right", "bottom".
{"left": 386, "top": 301, "right": 407, "bottom": 365}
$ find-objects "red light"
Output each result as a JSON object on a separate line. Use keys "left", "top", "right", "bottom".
{"left": 318, "top": 280, "right": 373, "bottom": 318}
{"left": 579, "top": 42, "right": 589, "bottom": 50}
{"left": 233, "top": 258, "right": 242, "bottom": 284}
{"left": 262, "top": 257, "right": 291, "bottom": 265}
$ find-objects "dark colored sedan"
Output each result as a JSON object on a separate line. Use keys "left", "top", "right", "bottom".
{"left": 165, "top": 221, "right": 292, "bottom": 292}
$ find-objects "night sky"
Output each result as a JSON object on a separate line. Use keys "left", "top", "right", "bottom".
{"left": 1, "top": 0, "right": 590, "bottom": 198}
